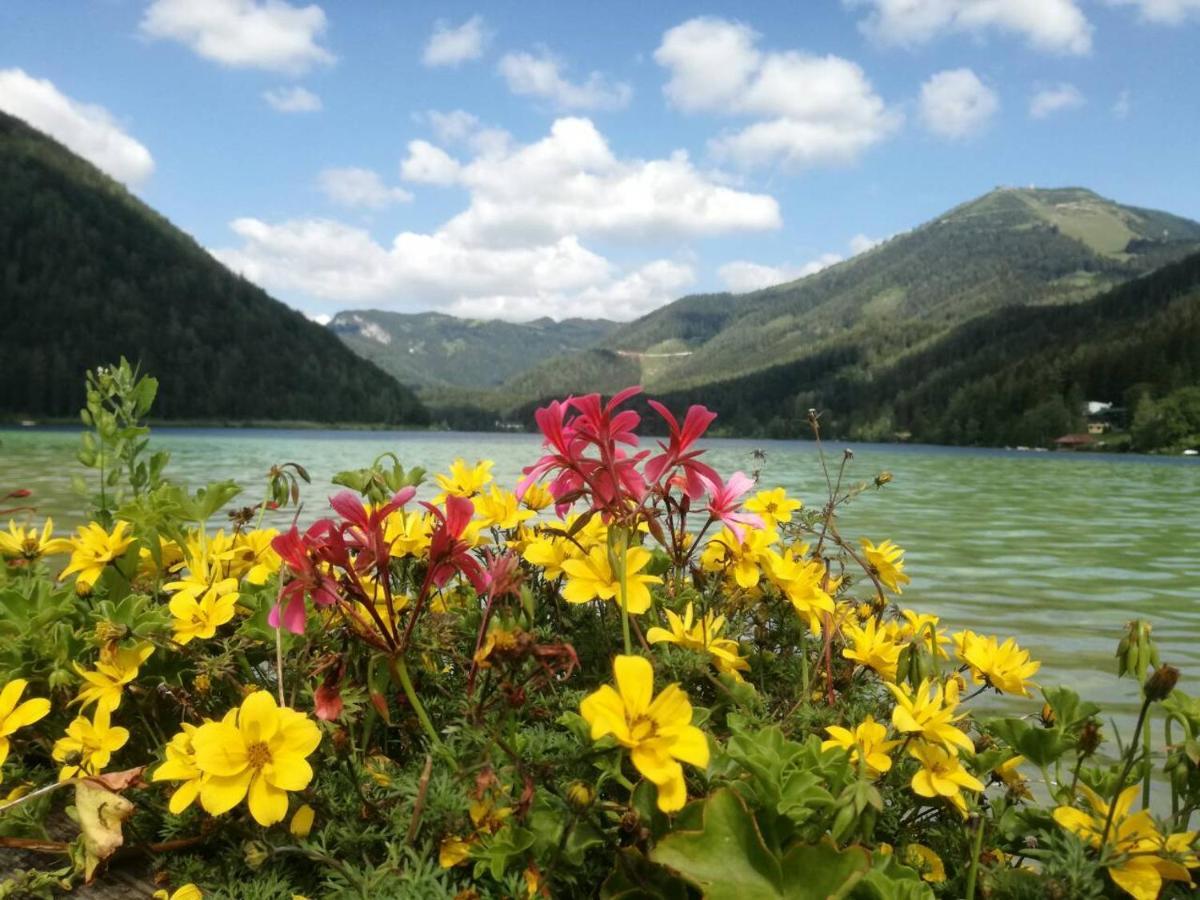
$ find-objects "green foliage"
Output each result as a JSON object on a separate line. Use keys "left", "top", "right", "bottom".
{"left": 0, "top": 111, "right": 427, "bottom": 426}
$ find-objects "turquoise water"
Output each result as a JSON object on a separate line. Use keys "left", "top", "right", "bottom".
{"left": 3, "top": 427, "right": 1199, "bottom": 722}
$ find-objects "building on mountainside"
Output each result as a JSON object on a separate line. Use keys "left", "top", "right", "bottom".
{"left": 1054, "top": 433, "right": 1095, "bottom": 450}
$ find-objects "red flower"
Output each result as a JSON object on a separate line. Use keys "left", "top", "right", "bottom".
{"left": 702, "top": 471, "right": 764, "bottom": 543}
{"left": 644, "top": 401, "right": 719, "bottom": 499}
{"left": 269, "top": 521, "right": 342, "bottom": 634}
{"left": 329, "top": 487, "right": 416, "bottom": 571}
{"left": 424, "top": 496, "right": 487, "bottom": 594}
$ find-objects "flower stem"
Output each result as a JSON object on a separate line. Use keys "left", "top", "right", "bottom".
{"left": 612, "top": 529, "right": 632, "bottom": 656}
{"left": 1101, "top": 692, "right": 1154, "bottom": 848}
{"left": 389, "top": 654, "right": 444, "bottom": 753}
{"left": 965, "top": 813, "right": 985, "bottom": 900}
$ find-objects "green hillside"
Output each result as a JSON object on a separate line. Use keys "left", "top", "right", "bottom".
{"left": 640, "top": 248, "right": 1200, "bottom": 446}
{"left": 0, "top": 111, "right": 427, "bottom": 425}
{"left": 329, "top": 310, "right": 616, "bottom": 390}
{"left": 497, "top": 186, "right": 1200, "bottom": 414}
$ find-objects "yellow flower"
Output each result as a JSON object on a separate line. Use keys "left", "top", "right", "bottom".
{"left": 646, "top": 602, "right": 751, "bottom": 682}
{"left": 821, "top": 715, "right": 900, "bottom": 778}
{"left": 561, "top": 546, "right": 661, "bottom": 615}
{"left": 59, "top": 521, "right": 135, "bottom": 588}
{"left": 52, "top": 706, "right": 130, "bottom": 780}
{"left": 700, "top": 526, "right": 776, "bottom": 590}
{"left": 522, "top": 533, "right": 573, "bottom": 580}
{"left": 994, "top": 754, "right": 1030, "bottom": 796}
{"left": 74, "top": 643, "right": 154, "bottom": 715}
{"left": 579, "top": 655, "right": 709, "bottom": 812}
{"left": 168, "top": 578, "right": 239, "bottom": 646}
{"left": 433, "top": 458, "right": 493, "bottom": 501}
{"left": 842, "top": 618, "right": 903, "bottom": 682}
{"left": 902, "top": 844, "right": 946, "bottom": 883}
{"left": 231, "top": 529, "right": 281, "bottom": 585}
{"left": 152, "top": 886, "right": 202, "bottom": 900}
{"left": 439, "top": 834, "right": 474, "bottom": 868}
{"left": 1054, "top": 785, "right": 1196, "bottom": 900}
{"left": 908, "top": 741, "right": 984, "bottom": 816}
{"left": 0, "top": 679, "right": 51, "bottom": 767}
{"left": 885, "top": 678, "right": 973, "bottom": 755}
{"left": 0, "top": 518, "right": 72, "bottom": 562}
{"left": 152, "top": 722, "right": 204, "bottom": 814}
{"left": 762, "top": 547, "right": 835, "bottom": 629}
{"left": 861, "top": 538, "right": 910, "bottom": 594}
{"left": 956, "top": 632, "right": 1041, "bottom": 697}
{"left": 521, "top": 483, "right": 555, "bottom": 511}
{"left": 744, "top": 488, "right": 802, "bottom": 529}
{"left": 473, "top": 485, "right": 535, "bottom": 531}
{"left": 191, "top": 691, "right": 321, "bottom": 826}
{"left": 898, "top": 610, "right": 950, "bottom": 659}
{"left": 384, "top": 510, "right": 433, "bottom": 558}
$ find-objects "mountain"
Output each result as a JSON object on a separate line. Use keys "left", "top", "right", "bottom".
{"left": 328, "top": 310, "right": 616, "bottom": 391}
{"left": 501, "top": 187, "right": 1200, "bottom": 410}
{"left": 0, "top": 111, "right": 427, "bottom": 425}
{"left": 639, "top": 247, "right": 1200, "bottom": 445}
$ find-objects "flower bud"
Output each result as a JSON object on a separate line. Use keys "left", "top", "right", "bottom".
{"left": 1039, "top": 702, "right": 1056, "bottom": 728}
{"left": 566, "top": 781, "right": 596, "bottom": 811}
{"left": 243, "top": 840, "right": 269, "bottom": 869}
{"left": 1145, "top": 664, "right": 1180, "bottom": 702}
{"left": 874, "top": 472, "right": 893, "bottom": 488}
{"left": 1078, "top": 719, "right": 1103, "bottom": 756}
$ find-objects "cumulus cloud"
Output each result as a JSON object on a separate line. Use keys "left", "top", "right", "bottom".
{"left": 318, "top": 167, "right": 412, "bottom": 208}
{"left": 499, "top": 49, "right": 632, "bottom": 110}
{"left": 0, "top": 69, "right": 154, "bottom": 186}
{"left": 919, "top": 68, "right": 999, "bottom": 139}
{"left": 654, "top": 17, "right": 901, "bottom": 170}
{"left": 718, "top": 234, "right": 881, "bottom": 293}
{"left": 400, "top": 140, "right": 462, "bottom": 185}
{"left": 140, "top": 0, "right": 334, "bottom": 74}
{"left": 263, "top": 85, "right": 322, "bottom": 112}
{"left": 1107, "top": 0, "right": 1200, "bottom": 24}
{"left": 848, "top": 0, "right": 1093, "bottom": 55}
{"left": 422, "top": 15, "right": 489, "bottom": 67}
{"left": 213, "top": 218, "right": 695, "bottom": 320}
{"left": 215, "top": 118, "right": 778, "bottom": 320}
{"left": 1029, "top": 83, "right": 1084, "bottom": 118}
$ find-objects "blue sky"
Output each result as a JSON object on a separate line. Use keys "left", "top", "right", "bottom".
{"left": 2, "top": 0, "right": 1199, "bottom": 322}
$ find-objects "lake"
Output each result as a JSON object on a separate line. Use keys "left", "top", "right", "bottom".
{"left": 3, "top": 426, "right": 1199, "bottom": 724}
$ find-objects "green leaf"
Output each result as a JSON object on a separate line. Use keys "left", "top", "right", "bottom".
{"left": 779, "top": 843, "right": 871, "bottom": 898}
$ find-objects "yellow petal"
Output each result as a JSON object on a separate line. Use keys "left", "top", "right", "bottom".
{"left": 613, "top": 655, "right": 653, "bottom": 719}
{"left": 247, "top": 771, "right": 289, "bottom": 826}
{"left": 193, "top": 722, "right": 248, "bottom": 777}
{"left": 199, "top": 769, "right": 253, "bottom": 816}
{"left": 238, "top": 691, "right": 281, "bottom": 746}
{"left": 668, "top": 725, "right": 710, "bottom": 769}
{"left": 289, "top": 803, "right": 315, "bottom": 838}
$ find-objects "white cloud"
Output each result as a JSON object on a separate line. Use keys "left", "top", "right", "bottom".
{"left": 919, "top": 68, "right": 999, "bottom": 139}
{"left": 400, "top": 140, "right": 462, "bottom": 185}
{"left": 422, "top": 15, "right": 489, "bottom": 67}
{"left": 1029, "top": 83, "right": 1084, "bottom": 119}
{"left": 1113, "top": 89, "right": 1132, "bottom": 119}
{"left": 263, "top": 85, "right": 322, "bottom": 112}
{"left": 306, "top": 312, "right": 331, "bottom": 325}
{"left": 437, "top": 117, "right": 781, "bottom": 245}
{"left": 214, "top": 118, "right": 778, "bottom": 320}
{"left": 213, "top": 217, "right": 692, "bottom": 320}
{"left": 718, "top": 234, "right": 880, "bottom": 292}
{"left": 499, "top": 49, "right": 632, "bottom": 111}
{"left": 140, "top": 0, "right": 334, "bottom": 74}
{"left": 654, "top": 17, "right": 901, "bottom": 170}
{"left": 849, "top": 0, "right": 1093, "bottom": 55}
{"left": 1108, "top": 0, "right": 1200, "bottom": 24}
{"left": 426, "top": 109, "right": 480, "bottom": 143}
{"left": 0, "top": 68, "right": 154, "bottom": 186}
{"left": 318, "top": 167, "right": 411, "bottom": 208}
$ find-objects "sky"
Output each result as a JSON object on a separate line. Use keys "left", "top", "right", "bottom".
{"left": 2, "top": 1, "right": 1199, "bottom": 324}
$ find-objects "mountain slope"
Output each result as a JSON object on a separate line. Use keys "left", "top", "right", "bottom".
{"left": 641, "top": 248, "right": 1200, "bottom": 444}
{"left": 329, "top": 310, "right": 616, "bottom": 390}
{"left": 499, "top": 187, "right": 1200, "bottom": 410}
{"left": 0, "top": 111, "right": 427, "bottom": 424}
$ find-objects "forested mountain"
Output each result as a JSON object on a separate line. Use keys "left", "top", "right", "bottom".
{"left": 329, "top": 310, "right": 616, "bottom": 390}
{"left": 502, "top": 187, "right": 1200, "bottom": 407}
{"left": 618, "top": 249, "right": 1200, "bottom": 446}
{"left": 0, "top": 111, "right": 427, "bottom": 424}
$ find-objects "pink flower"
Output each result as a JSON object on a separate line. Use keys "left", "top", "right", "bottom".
{"left": 269, "top": 521, "right": 342, "bottom": 634}
{"left": 702, "top": 471, "right": 765, "bottom": 543}
{"left": 644, "top": 401, "right": 719, "bottom": 499}
{"left": 424, "top": 496, "right": 487, "bottom": 594}
{"left": 314, "top": 682, "right": 344, "bottom": 722}
{"left": 329, "top": 487, "right": 416, "bottom": 570}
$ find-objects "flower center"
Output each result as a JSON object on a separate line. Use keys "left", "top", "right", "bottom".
{"left": 629, "top": 716, "right": 658, "bottom": 743}
{"left": 246, "top": 740, "right": 273, "bottom": 769}
{"left": 21, "top": 537, "right": 40, "bottom": 557}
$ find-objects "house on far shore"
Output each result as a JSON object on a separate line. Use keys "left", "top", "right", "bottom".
{"left": 1054, "top": 433, "right": 1095, "bottom": 450}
